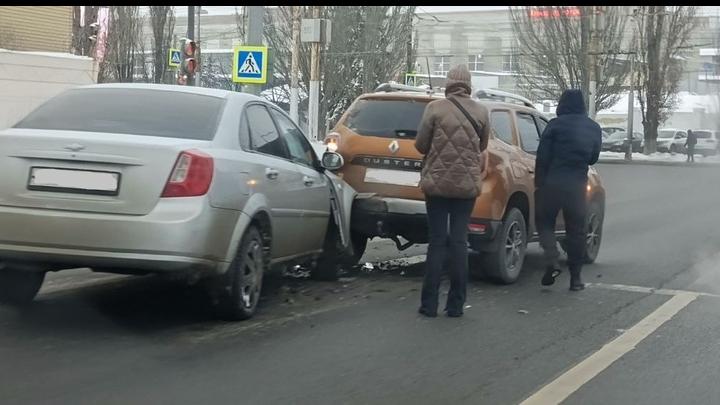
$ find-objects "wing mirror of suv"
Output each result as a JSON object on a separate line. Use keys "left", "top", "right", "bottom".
{"left": 321, "top": 151, "right": 344, "bottom": 171}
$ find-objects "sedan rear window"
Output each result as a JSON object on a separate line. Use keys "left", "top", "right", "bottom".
{"left": 342, "top": 98, "right": 429, "bottom": 138}
{"left": 694, "top": 131, "right": 713, "bottom": 139}
{"left": 14, "top": 88, "right": 225, "bottom": 140}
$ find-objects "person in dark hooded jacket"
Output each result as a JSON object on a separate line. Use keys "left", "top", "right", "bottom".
{"left": 535, "top": 89, "right": 602, "bottom": 291}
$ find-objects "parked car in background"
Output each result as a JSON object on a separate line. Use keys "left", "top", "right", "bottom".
{"left": 325, "top": 84, "right": 606, "bottom": 285}
{"left": 602, "top": 126, "right": 626, "bottom": 137}
{"left": 0, "top": 84, "right": 355, "bottom": 321}
{"left": 602, "top": 131, "right": 643, "bottom": 152}
{"left": 691, "top": 130, "right": 719, "bottom": 156}
{"left": 656, "top": 128, "right": 687, "bottom": 153}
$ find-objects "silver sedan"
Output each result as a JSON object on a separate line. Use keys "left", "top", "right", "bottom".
{"left": 0, "top": 83, "right": 356, "bottom": 320}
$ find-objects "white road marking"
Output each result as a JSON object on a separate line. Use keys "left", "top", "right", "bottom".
{"left": 519, "top": 292, "right": 698, "bottom": 405}
{"left": 588, "top": 282, "right": 720, "bottom": 298}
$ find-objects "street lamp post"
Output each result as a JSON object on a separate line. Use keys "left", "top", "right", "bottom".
{"left": 196, "top": 7, "right": 208, "bottom": 87}
{"left": 626, "top": 10, "right": 640, "bottom": 160}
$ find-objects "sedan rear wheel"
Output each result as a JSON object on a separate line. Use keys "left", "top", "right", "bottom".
{"left": 0, "top": 266, "right": 46, "bottom": 306}
{"left": 216, "top": 226, "right": 265, "bottom": 321}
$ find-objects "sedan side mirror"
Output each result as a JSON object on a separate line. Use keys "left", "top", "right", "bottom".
{"left": 321, "top": 151, "right": 344, "bottom": 171}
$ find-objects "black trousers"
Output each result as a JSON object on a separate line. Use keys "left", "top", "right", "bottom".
{"left": 687, "top": 145, "right": 695, "bottom": 162}
{"left": 421, "top": 196, "right": 476, "bottom": 314}
{"left": 536, "top": 182, "right": 588, "bottom": 275}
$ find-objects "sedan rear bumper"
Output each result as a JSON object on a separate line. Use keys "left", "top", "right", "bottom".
{"left": 0, "top": 197, "right": 239, "bottom": 274}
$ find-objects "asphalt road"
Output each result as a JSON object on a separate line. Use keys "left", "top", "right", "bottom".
{"left": 2, "top": 163, "right": 720, "bottom": 405}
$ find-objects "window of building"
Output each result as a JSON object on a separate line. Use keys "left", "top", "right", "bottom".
{"left": 468, "top": 53, "right": 484, "bottom": 72}
{"left": 434, "top": 55, "right": 451, "bottom": 76}
{"left": 502, "top": 53, "right": 519, "bottom": 73}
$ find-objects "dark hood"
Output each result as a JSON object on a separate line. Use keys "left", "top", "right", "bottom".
{"left": 556, "top": 89, "right": 587, "bottom": 116}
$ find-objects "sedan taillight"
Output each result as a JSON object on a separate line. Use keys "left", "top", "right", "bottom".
{"left": 161, "top": 150, "right": 214, "bottom": 198}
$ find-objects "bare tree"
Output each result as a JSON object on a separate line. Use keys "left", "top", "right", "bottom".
{"left": 149, "top": 6, "right": 175, "bottom": 84}
{"left": 265, "top": 6, "right": 416, "bottom": 136}
{"left": 634, "top": 6, "right": 698, "bottom": 153}
{"left": 509, "top": 6, "right": 631, "bottom": 112}
{"left": 98, "top": 6, "right": 145, "bottom": 83}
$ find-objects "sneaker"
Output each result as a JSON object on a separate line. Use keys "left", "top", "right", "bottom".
{"left": 418, "top": 307, "right": 437, "bottom": 318}
{"left": 569, "top": 274, "right": 585, "bottom": 291}
{"left": 541, "top": 266, "right": 562, "bottom": 286}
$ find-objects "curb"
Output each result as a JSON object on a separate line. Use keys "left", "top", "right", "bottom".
{"left": 598, "top": 159, "right": 720, "bottom": 167}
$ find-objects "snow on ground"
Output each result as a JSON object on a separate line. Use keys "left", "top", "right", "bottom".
{"left": 599, "top": 151, "right": 720, "bottom": 164}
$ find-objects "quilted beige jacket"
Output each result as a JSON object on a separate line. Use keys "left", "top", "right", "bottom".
{"left": 414, "top": 88, "right": 490, "bottom": 199}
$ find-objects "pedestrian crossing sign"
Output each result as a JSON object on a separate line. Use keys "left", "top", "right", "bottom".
{"left": 233, "top": 46, "right": 268, "bottom": 84}
{"left": 168, "top": 48, "right": 182, "bottom": 68}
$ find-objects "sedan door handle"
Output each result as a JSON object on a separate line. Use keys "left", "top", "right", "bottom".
{"left": 303, "top": 176, "right": 315, "bottom": 186}
{"left": 265, "top": 168, "right": 279, "bottom": 180}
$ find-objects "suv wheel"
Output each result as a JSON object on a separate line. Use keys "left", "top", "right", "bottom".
{"left": 584, "top": 201, "right": 604, "bottom": 263}
{"left": 559, "top": 200, "right": 604, "bottom": 264}
{"left": 483, "top": 208, "right": 527, "bottom": 284}
{"left": 0, "top": 266, "right": 46, "bottom": 306}
{"left": 215, "top": 226, "right": 265, "bottom": 321}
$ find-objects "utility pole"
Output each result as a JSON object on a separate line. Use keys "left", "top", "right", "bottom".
{"left": 245, "top": 6, "right": 264, "bottom": 96}
{"left": 626, "top": 10, "right": 640, "bottom": 161}
{"left": 290, "top": 6, "right": 301, "bottom": 124}
{"left": 308, "top": 6, "right": 321, "bottom": 141}
{"left": 196, "top": 6, "right": 202, "bottom": 87}
{"left": 187, "top": 6, "right": 195, "bottom": 86}
{"left": 588, "top": 6, "right": 598, "bottom": 118}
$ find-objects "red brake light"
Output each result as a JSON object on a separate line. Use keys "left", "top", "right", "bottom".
{"left": 468, "top": 223, "right": 487, "bottom": 234}
{"left": 161, "top": 149, "right": 214, "bottom": 198}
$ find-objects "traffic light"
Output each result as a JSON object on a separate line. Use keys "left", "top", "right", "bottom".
{"left": 177, "top": 38, "right": 197, "bottom": 86}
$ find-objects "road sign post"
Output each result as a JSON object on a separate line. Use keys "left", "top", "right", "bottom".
{"left": 232, "top": 46, "right": 268, "bottom": 85}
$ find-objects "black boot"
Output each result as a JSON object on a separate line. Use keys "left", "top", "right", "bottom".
{"left": 541, "top": 262, "right": 562, "bottom": 286}
{"left": 569, "top": 268, "right": 585, "bottom": 291}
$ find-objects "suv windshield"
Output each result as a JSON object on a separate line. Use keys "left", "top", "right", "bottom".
{"left": 14, "top": 88, "right": 225, "bottom": 140}
{"left": 342, "top": 98, "right": 429, "bottom": 138}
{"left": 658, "top": 130, "right": 675, "bottom": 139}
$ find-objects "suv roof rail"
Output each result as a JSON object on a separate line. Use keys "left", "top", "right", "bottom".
{"left": 474, "top": 88, "right": 535, "bottom": 109}
{"left": 374, "top": 82, "right": 434, "bottom": 95}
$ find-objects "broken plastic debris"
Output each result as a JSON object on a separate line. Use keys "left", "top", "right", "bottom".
{"left": 517, "top": 309, "right": 529, "bottom": 315}
{"left": 363, "top": 262, "right": 374, "bottom": 271}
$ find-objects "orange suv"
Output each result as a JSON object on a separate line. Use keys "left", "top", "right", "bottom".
{"left": 326, "top": 84, "right": 605, "bottom": 283}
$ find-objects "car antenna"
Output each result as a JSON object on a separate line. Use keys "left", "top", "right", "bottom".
{"left": 425, "top": 56, "right": 433, "bottom": 91}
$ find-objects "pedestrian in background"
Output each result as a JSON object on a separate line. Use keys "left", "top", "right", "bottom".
{"left": 535, "top": 89, "right": 602, "bottom": 291}
{"left": 685, "top": 129, "right": 697, "bottom": 163}
{"left": 414, "top": 64, "right": 490, "bottom": 318}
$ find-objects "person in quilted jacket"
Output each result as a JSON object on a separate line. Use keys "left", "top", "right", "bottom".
{"left": 414, "top": 64, "right": 490, "bottom": 318}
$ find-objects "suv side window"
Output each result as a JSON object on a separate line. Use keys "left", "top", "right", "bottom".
{"left": 535, "top": 116, "right": 548, "bottom": 135}
{"left": 491, "top": 110, "right": 515, "bottom": 145}
{"left": 516, "top": 112, "right": 541, "bottom": 154}
{"left": 246, "top": 104, "right": 288, "bottom": 159}
{"left": 270, "top": 108, "right": 316, "bottom": 168}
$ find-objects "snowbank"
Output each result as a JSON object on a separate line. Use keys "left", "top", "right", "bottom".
{"left": 599, "top": 151, "right": 720, "bottom": 164}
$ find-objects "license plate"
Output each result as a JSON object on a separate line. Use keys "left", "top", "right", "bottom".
{"left": 28, "top": 167, "right": 120, "bottom": 196}
{"left": 364, "top": 168, "right": 420, "bottom": 187}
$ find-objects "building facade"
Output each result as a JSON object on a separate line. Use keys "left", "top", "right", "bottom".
{"left": 414, "top": 7, "right": 720, "bottom": 99}
{"left": 0, "top": 6, "right": 73, "bottom": 52}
